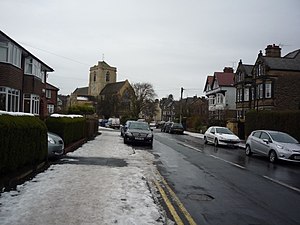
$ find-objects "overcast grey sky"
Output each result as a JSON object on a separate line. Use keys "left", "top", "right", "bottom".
{"left": 1, "top": 0, "right": 300, "bottom": 99}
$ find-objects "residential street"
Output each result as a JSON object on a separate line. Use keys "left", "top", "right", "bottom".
{"left": 1, "top": 127, "right": 300, "bottom": 225}
{"left": 0, "top": 128, "right": 171, "bottom": 225}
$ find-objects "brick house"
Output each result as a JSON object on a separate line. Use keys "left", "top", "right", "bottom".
{"left": 0, "top": 30, "right": 55, "bottom": 118}
{"left": 45, "top": 83, "right": 59, "bottom": 115}
{"left": 251, "top": 45, "right": 300, "bottom": 110}
{"left": 160, "top": 94, "right": 177, "bottom": 122}
{"left": 235, "top": 44, "right": 300, "bottom": 115}
{"left": 204, "top": 67, "right": 236, "bottom": 121}
{"left": 234, "top": 60, "right": 254, "bottom": 120}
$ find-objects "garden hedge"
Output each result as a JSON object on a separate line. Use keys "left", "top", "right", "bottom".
{"left": 245, "top": 110, "right": 300, "bottom": 141}
{"left": 0, "top": 115, "right": 47, "bottom": 175}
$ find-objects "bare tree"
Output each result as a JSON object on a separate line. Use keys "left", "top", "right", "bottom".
{"left": 131, "top": 82, "right": 157, "bottom": 119}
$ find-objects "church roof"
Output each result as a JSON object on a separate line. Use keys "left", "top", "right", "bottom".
{"left": 100, "top": 81, "right": 127, "bottom": 95}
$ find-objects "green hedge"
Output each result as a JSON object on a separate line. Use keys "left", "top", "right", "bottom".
{"left": 0, "top": 115, "right": 47, "bottom": 175}
{"left": 245, "top": 110, "right": 300, "bottom": 141}
{"left": 46, "top": 117, "right": 86, "bottom": 146}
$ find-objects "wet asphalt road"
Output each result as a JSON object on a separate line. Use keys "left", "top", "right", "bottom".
{"left": 150, "top": 129, "right": 300, "bottom": 225}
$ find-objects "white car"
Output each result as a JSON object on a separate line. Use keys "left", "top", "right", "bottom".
{"left": 204, "top": 126, "right": 240, "bottom": 147}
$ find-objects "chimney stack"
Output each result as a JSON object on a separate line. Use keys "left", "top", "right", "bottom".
{"left": 265, "top": 44, "right": 281, "bottom": 57}
{"left": 223, "top": 67, "right": 234, "bottom": 73}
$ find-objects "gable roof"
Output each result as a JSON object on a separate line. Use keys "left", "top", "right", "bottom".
{"left": 203, "top": 76, "right": 214, "bottom": 91}
{"left": 73, "top": 87, "right": 89, "bottom": 95}
{"left": 0, "top": 30, "right": 54, "bottom": 72}
{"left": 214, "top": 72, "right": 234, "bottom": 86}
{"left": 100, "top": 81, "right": 127, "bottom": 95}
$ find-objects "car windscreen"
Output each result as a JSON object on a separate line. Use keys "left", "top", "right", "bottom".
{"left": 129, "top": 122, "right": 150, "bottom": 130}
{"left": 269, "top": 132, "right": 298, "bottom": 143}
{"left": 172, "top": 123, "right": 183, "bottom": 128}
{"left": 215, "top": 127, "right": 233, "bottom": 134}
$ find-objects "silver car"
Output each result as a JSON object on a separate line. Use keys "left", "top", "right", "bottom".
{"left": 48, "top": 132, "right": 64, "bottom": 158}
{"left": 204, "top": 126, "right": 240, "bottom": 147}
{"left": 245, "top": 130, "right": 300, "bottom": 163}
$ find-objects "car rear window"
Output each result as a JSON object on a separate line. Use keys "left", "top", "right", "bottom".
{"left": 252, "top": 131, "right": 261, "bottom": 138}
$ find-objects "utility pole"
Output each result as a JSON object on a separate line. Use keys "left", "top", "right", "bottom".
{"left": 180, "top": 87, "right": 184, "bottom": 124}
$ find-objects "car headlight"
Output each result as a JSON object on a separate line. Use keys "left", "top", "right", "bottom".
{"left": 48, "top": 136, "right": 55, "bottom": 144}
{"left": 147, "top": 133, "right": 153, "bottom": 138}
{"left": 125, "top": 132, "right": 133, "bottom": 136}
{"left": 276, "top": 144, "right": 284, "bottom": 149}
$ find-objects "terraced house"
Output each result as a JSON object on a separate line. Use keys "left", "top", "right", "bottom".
{"left": 0, "top": 30, "right": 58, "bottom": 119}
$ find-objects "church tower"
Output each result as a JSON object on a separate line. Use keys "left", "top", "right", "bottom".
{"left": 89, "top": 61, "right": 117, "bottom": 96}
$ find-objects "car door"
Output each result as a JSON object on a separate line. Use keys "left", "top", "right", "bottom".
{"left": 208, "top": 127, "right": 215, "bottom": 143}
{"left": 250, "top": 131, "right": 261, "bottom": 153}
{"left": 256, "top": 132, "right": 271, "bottom": 156}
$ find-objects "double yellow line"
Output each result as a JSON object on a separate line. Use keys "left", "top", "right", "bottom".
{"left": 153, "top": 172, "right": 197, "bottom": 225}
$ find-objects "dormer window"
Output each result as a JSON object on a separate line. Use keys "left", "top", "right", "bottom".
{"left": 257, "top": 64, "right": 263, "bottom": 76}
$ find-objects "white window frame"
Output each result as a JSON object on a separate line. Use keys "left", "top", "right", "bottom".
{"left": 265, "top": 83, "right": 272, "bottom": 98}
{"left": 47, "top": 104, "right": 54, "bottom": 114}
{"left": 0, "top": 86, "right": 20, "bottom": 112}
{"left": 25, "top": 57, "right": 43, "bottom": 80}
{"left": 0, "top": 42, "right": 21, "bottom": 68}
{"left": 46, "top": 89, "right": 52, "bottom": 98}
{"left": 23, "top": 94, "right": 40, "bottom": 115}
{"left": 244, "top": 88, "right": 249, "bottom": 101}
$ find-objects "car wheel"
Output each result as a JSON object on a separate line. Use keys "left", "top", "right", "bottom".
{"left": 245, "top": 145, "right": 252, "bottom": 156}
{"left": 214, "top": 138, "right": 219, "bottom": 147}
{"left": 123, "top": 137, "right": 127, "bottom": 144}
{"left": 204, "top": 136, "right": 208, "bottom": 144}
{"left": 269, "top": 150, "right": 277, "bottom": 163}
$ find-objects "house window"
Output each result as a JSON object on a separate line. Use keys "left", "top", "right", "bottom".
{"left": 265, "top": 83, "right": 272, "bottom": 98}
{"left": 0, "top": 42, "right": 21, "bottom": 68}
{"left": 257, "top": 64, "right": 263, "bottom": 76}
{"left": 244, "top": 88, "right": 249, "bottom": 101}
{"left": 93, "top": 71, "right": 96, "bottom": 82}
{"left": 251, "top": 87, "right": 255, "bottom": 100}
{"left": 106, "top": 71, "right": 110, "bottom": 82}
{"left": 257, "top": 84, "right": 263, "bottom": 99}
{"left": 25, "top": 58, "right": 43, "bottom": 80}
{"left": 23, "top": 94, "right": 40, "bottom": 115}
{"left": 0, "top": 86, "right": 20, "bottom": 112}
{"left": 47, "top": 104, "right": 54, "bottom": 114}
{"left": 46, "top": 90, "right": 51, "bottom": 98}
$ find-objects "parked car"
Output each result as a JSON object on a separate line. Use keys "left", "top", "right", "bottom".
{"left": 245, "top": 130, "right": 300, "bottom": 163}
{"left": 149, "top": 121, "right": 156, "bottom": 128}
{"left": 161, "top": 121, "right": 173, "bottom": 132}
{"left": 204, "top": 126, "right": 240, "bottom": 147}
{"left": 169, "top": 123, "right": 184, "bottom": 134}
{"left": 120, "top": 120, "right": 135, "bottom": 137}
{"left": 48, "top": 132, "right": 64, "bottom": 158}
{"left": 105, "top": 117, "right": 120, "bottom": 129}
{"left": 99, "top": 119, "right": 108, "bottom": 127}
{"left": 123, "top": 121, "right": 153, "bottom": 146}
{"left": 156, "top": 121, "right": 165, "bottom": 129}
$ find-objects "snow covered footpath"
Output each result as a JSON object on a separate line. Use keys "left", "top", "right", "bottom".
{"left": 0, "top": 129, "right": 170, "bottom": 225}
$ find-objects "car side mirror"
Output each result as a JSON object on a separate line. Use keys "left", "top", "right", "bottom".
{"left": 211, "top": 131, "right": 215, "bottom": 134}
{"left": 263, "top": 139, "right": 270, "bottom": 144}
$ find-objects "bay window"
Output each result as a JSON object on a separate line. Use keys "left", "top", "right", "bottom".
{"left": 25, "top": 57, "right": 43, "bottom": 81}
{"left": 265, "top": 83, "right": 272, "bottom": 98}
{"left": 0, "top": 87, "right": 20, "bottom": 112}
{"left": 0, "top": 41, "right": 21, "bottom": 68}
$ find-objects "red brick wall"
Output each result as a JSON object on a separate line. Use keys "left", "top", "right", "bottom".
{"left": 0, "top": 63, "right": 23, "bottom": 90}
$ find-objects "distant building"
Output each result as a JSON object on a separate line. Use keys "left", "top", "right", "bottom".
{"left": 89, "top": 61, "right": 117, "bottom": 96}
{"left": 204, "top": 67, "right": 236, "bottom": 121}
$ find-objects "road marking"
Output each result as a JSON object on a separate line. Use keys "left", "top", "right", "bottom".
{"left": 209, "top": 155, "right": 246, "bottom": 169}
{"left": 179, "top": 142, "right": 203, "bottom": 153}
{"left": 153, "top": 180, "right": 184, "bottom": 225}
{"left": 263, "top": 176, "right": 300, "bottom": 193}
{"left": 159, "top": 175, "right": 198, "bottom": 225}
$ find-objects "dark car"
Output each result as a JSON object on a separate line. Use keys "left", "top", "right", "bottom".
{"left": 169, "top": 123, "right": 184, "bottom": 134}
{"left": 120, "top": 120, "right": 135, "bottom": 137}
{"left": 123, "top": 121, "right": 153, "bottom": 146}
{"left": 161, "top": 121, "right": 173, "bottom": 132}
